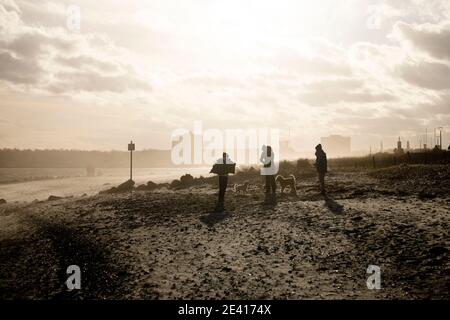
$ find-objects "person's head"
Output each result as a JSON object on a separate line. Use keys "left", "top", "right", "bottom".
{"left": 315, "top": 144, "right": 322, "bottom": 151}
{"left": 261, "top": 145, "right": 266, "bottom": 151}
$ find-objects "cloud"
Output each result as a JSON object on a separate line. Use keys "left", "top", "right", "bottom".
{"left": 0, "top": 2, "right": 21, "bottom": 37}
{"left": 0, "top": 1, "right": 151, "bottom": 94}
{"left": 336, "top": 114, "right": 424, "bottom": 136}
{"left": 366, "top": 0, "right": 450, "bottom": 29}
{"left": 366, "top": 3, "right": 403, "bottom": 30}
{"left": 271, "top": 40, "right": 353, "bottom": 78}
{"left": 303, "top": 78, "right": 364, "bottom": 92}
{"left": 48, "top": 70, "right": 151, "bottom": 93}
{"left": 55, "top": 56, "right": 120, "bottom": 73}
{"left": 393, "top": 21, "right": 450, "bottom": 61}
{"left": 0, "top": 0, "right": 20, "bottom": 13}
{"left": 1, "top": 0, "right": 449, "bottom": 151}
{"left": 298, "top": 78, "right": 396, "bottom": 107}
{"left": 0, "top": 50, "right": 41, "bottom": 83}
{"left": 288, "top": 56, "right": 353, "bottom": 77}
{"left": 397, "top": 60, "right": 450, "bottom": 90}
{"left": 415, "top": 92, "right": 450, "bottom": 116}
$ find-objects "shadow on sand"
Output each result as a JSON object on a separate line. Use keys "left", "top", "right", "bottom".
{"left": 200, "top": 205, "right": 231, "bottom": 228}
{"left": 323, "top": 193, "right": 344, "bottom": 214}
{"left": 261, "top": 194, "right": 278, "bottom": 211}
{"left": 278, "top": 192, "right": 299, "bottom": 201}
{"left": 3, "top": 217, "right": 130, "bottom": 299}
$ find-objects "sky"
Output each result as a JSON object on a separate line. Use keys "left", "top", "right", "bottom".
{"left": 0, "top": 0, "right": 449, "bottom": 152}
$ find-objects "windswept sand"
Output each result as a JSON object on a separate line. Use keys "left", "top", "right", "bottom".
{"left": 0, "top": 168, "right": 448, "bottom": 299}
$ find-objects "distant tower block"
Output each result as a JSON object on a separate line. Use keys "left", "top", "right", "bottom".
{"left": 406, "top": 141, "right": 410, "bottom": 150}
{"left": 395, "top": 137, "right": 404, "bottom": 154}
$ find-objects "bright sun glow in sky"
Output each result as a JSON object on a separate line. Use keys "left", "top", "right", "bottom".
{"left": 0, "top": 0, "right": 449, "bottom": 152}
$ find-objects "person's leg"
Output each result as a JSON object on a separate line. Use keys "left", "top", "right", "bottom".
{"left": 317, "top": 171, "right": 321, "bottom": 190}
{"left": 218, "top": 176, "right": 226, "bottom": 202}
{"left": 270, "top": 175, "right": 277, "bottom": 194}
{"left": 319, "top": 172, "right": 325, "bottom": 193}
{"left": 223, "top": 176, "right": 228, "bottom": 197}
{"left": 265, "top": 175, "right": 270, "bottom": 194}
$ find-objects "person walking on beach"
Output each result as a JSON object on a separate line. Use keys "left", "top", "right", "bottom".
{"left": 210, "top": 152, "right": 235, "bottom": 209}
{"left": 315, "top": 144, "right": 328, "bottom": 194}
{"left": 260, "top": 145, "right": 278, "bottom": 202}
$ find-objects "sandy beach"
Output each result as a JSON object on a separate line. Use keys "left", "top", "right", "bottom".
{"left": 0, "top": 165, "right": 448, "bottom": 299}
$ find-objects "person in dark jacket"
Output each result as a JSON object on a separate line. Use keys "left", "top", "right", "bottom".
{"left": 211, "top": 152, "right": 235, "bottom": 207}
{"left": 315, "top": 144, "right": 327, "bottom": 194}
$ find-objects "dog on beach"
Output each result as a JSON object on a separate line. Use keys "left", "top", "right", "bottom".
{"left": 276, "top": 174, "right": 297, "bottom": 194}
{"left": 234, "top": 181, "right": 250, "bottom": 194}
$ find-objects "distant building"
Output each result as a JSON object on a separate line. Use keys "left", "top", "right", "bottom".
{"left": 279, "top": 140, "right": 296, "bottom": 160}
{"left": 320, "top": 135, "right": 351, "bottom": 157}
{"left": 394, "top": 137, "right": 404, "bottom": 155}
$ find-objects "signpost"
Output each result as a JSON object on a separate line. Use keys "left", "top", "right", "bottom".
{"left": 128, "top": 141, "right": 135, "bottom": 181}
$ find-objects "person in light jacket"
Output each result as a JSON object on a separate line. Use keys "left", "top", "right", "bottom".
{"left": 260, "top": 145, "right": 278, "bottom": 198}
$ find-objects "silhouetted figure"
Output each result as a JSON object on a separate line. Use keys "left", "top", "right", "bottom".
{"left": 260, "top": 145, "right": 277, "bottom": 202}
{"left": 210, "top": 153, "right": 235, "bottom": 209}
{"left": 315, "top": 144, "right": 327, "bottom": 194}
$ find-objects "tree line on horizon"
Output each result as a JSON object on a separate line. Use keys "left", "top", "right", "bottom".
{"left": 1, "top": 147, "right": 448, "bottom": 169}
{"left": 0, "top": 149, "right": 175, "bottom": 168}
